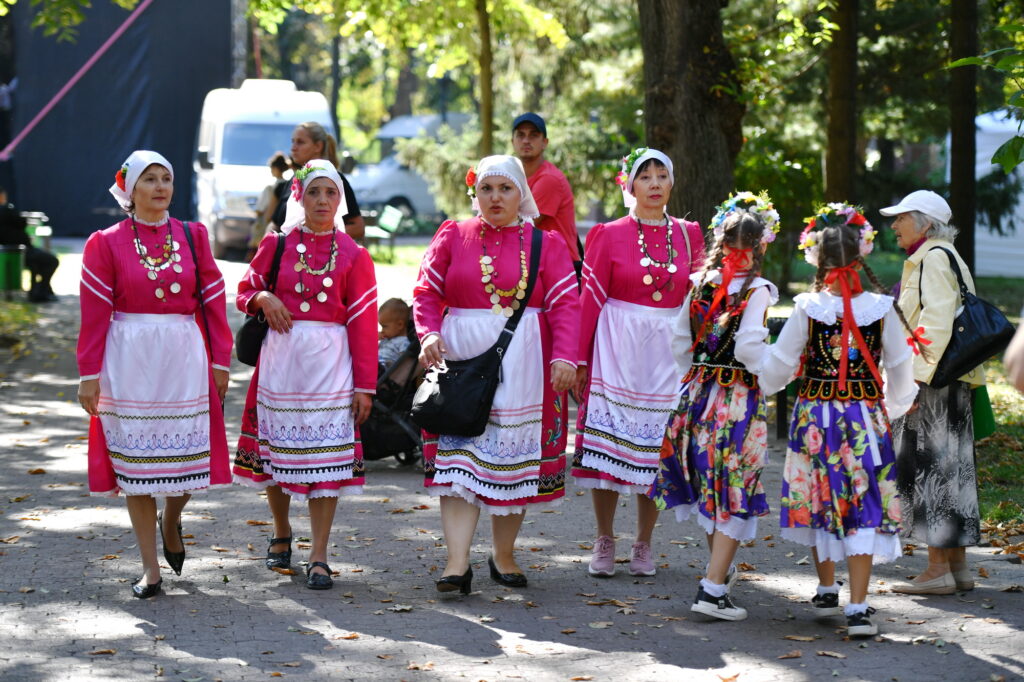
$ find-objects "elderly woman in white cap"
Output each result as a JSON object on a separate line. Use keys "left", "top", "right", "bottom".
{"left": 571, "top": 147, "right": 704, "bottom": 579}
{"left": 77, "top": 150, "right": 233, "bottom": 598}
{"left": 880, "top": 190, "right": 983, "bottom": 595}
{"left": 233, "top": 159, "right": 378, "bottom": 590}
{"left": 414, "top": 154, "right": 579, "bottom": 593}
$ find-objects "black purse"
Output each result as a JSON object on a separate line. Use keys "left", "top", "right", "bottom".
{"left": 923, "top": 246, "right": 1015, "bottom": 389}
{"left": 235, "top": 234, "right": 287, "bottom": 366}
{"left": 410, "top": 228, "right": 543, "bottom": 437}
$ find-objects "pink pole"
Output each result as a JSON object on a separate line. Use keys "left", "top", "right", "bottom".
{"left": 0, "top": 0, "right": 155, "bottom": 161}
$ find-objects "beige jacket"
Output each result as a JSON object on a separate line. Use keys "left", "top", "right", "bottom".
{"left": 897, "top": 238, "right": 985, "bottom": 386}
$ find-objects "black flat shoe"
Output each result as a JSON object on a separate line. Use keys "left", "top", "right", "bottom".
{"left": 131, "top": 577, "right": 163, "bottom": 599}
{"left": 305, "top": 561, "right": 334, "bottom": 590}
{"left": 158, "top": 512, "right": 185, "bottom": 576}
{"left": 436, "top": 566, "right": 473, "bottom": 595}
{"left": 266, "top": 534, "right": 293, "bottom": 571}
{"left": 488, "top": 555, "right": 527, "bottom": 588}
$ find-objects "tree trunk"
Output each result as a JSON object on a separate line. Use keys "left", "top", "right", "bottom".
{"left": 330, "top": 34, "right": 341, "bottom": 144}
{"left": 388, "top": 48, "right": 418, "bottom": 120}
{"left": 950, "top": 0, "right": 977, "bottom": 272}
{"left": 636, "top": 0, "right": 745, "bottom": 228}
{"left": 825, "top": 0, "right": 858, "bottom": 202}
{"left": 476, "top": 0, "right": 494, "bottom": 156}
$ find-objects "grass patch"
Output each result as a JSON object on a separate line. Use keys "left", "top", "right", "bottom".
{"left": 976, "top": 360, "right": 1024, "bottom": 523}
{"left": 0, "top": 300, "right": 39, "bottom": 357}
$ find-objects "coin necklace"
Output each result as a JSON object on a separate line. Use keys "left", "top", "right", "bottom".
{"left": 293, "top": 227, "right": 338, "bottom": 313}
{"left": 131, "top": 217, "right": 183, "bottom": 300}
{"left": 479, "top": 220, "right": 527, "bottom": 318}
{"left": 636, "top": 215, "right": 677, "bottom": 302}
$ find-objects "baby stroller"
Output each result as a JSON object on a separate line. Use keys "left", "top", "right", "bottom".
{"left": 361, "top": 325, "right": 424, "bottom": 466}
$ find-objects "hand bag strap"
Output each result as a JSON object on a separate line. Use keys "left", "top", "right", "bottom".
{"left": 919, "top": 246, "right": 969, "bottom": 309}
{"left": 266, "top": 233, "right": 286, "bottom": 292}
{"left": 181, "top": 220, "right": 213, "bottom": 359}
{"left": 493, "top": 226, "right": 544, "bottom": 355}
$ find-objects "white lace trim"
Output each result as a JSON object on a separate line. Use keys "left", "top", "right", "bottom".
{"left": 91, "top": 482, "right": 230, "bottom": 498}
{"left": 427, "top": 483, "right": 562, "bottom": 515}
{"left": 671, "top": 504, "right": 760, "bottom": 541}
{"left": 689, "top": 270, "right": 780, "bottom": 304}
{"left": 572, "top": 477, "right": 648, "bottom": 496}
{"left": 795, "top": 291, "right": 893, "bottom": 326}
{"left": 780, "top": 527, "right": 901, "bottom": 565}
{"left": 133, "top": 212, "right": 170, "bottom": 227}
{"left": 232, "top": 474, "right": 363, "bottom": 501}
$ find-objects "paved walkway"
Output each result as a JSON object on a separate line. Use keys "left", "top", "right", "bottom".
{"left": 1, "top": 252, "right": 1022, "bottom": 681}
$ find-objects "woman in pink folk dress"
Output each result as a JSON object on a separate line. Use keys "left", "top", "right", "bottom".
{"left": 233, "top": 160, "right": 377, "bottom": 591}
{"left": 415, "top": 155, "right": 579, "bottom": 594}
{"left": 77, "top": 150, "right": 233, "bottom": 599}
{"left": 572, "top": 148, "right": 705, "bottom": 579}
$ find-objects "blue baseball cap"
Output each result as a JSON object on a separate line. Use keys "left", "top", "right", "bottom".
{"left": 512, "top": 112, "right": 547, "bottom": 137}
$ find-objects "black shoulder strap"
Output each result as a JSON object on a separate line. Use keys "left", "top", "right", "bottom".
{"left": 919, "top": 246, "right": 969, "bottom": 309}
{"left": 181, "top": 220, "right": 213, "bottom": 359}
{"left": 266, "top": 233, "right": 286, "bottom": 292}
{"left": 494, "top": 226, "right": 544, "bottom": 354}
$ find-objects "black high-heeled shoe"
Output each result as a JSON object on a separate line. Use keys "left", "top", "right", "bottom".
{"left": 266, "top": 534, "right": 293, "bottom": 571}
{"left": 488, "top": 555, "right": 527, "bottom": 587}
{"left": 158, "top": 512, "right": 185, "bottom": 576}
{"left": 436, "top": 566, "right": 473, "bottom": 595}
{"left": 131, "top": 577, "right": 163, "bottom": 599}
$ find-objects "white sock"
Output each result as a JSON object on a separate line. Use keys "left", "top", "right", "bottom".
{"left": 700, "top": 578, "right": 727, "bottom": 598}
{"left": 817, "top": 583, "right": 840, "bottom": 596}
{"left": 844, "top": 602, "right": 869, "bottom": 616}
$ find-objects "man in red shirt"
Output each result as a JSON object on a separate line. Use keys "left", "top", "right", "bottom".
{"left": 511, "top": 113, "right": 580, "bottom": 276}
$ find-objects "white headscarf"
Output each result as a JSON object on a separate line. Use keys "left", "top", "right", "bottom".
{"left": 473, "top": 155, "right": 540, "bottom": 221}
{"left": 109, "top": 150, "right": 174, "bottom": 211}
{"left": 622, "top": 148, "right": 673, "bottom": 209}
{"left": 280, "top": 160, "right": 349, "bottom": 234}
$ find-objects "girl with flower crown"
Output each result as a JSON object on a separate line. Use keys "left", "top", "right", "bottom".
{"left": 647, "top": 192, "right": 780, "bottom": 621}
{"left": 756, "top": 203, "right": 923, "bottom": 637}
{"left": 233, "top": 160, "right": 378, "bottom": 591}
{"left": 572, "top": 148, "right": 705, "bottom": 579}
{"left": 77, "top": 150, "right": 233, "bottom": 599}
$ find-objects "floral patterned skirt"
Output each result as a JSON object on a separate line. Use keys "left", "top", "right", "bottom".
{"left": 780, "top": 397, "right": 902, "bottom": 562}
{"left": 647, "top": 376, "right": 769, "bottom": 542}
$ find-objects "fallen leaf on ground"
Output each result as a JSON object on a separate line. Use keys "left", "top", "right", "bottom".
{"left": 270, "top": 567, "right": 296, "bottom": 576}
{"left": 377, "top": 654, "right": 392, "bottom": 660}
{"left": 211, "top": 546, "right": 232, "bottom": 552}
{"left": 737, "top": 562, "right": 756, "bottom": 571}
{"left": 281, "top": 662, "right": 302, "bottom": 667}
{"left": 561, "top": 628, "right": 576, "bottom": 634}
{"left": 717, "top": 674, "right": 740, "bottom": 682}
{"left": 571, "top": 677, "right": 594, "bottom": 681}
{"left": 27, "top": 468, "right": 45, "bottom": 475}
{"left": 407, "top": 662, "right": 435, "bottom": 671}
{"left": 817, "top": 651, "right": 846, "bottom": 659}
{"left": 88, "top": 649, "right": 116, "bottom": 655}
{"left": 0, "top": 536, "right": 19, "bottom": 544}
{"left": 1000, "top": 585, "right": 1023, "bottom": 592}
{"left": 795, "top": 555, "right": 810, "bottom": 565}
{"left": 246, "top": 520, "right": 271, "bottom": 526}
{"left": 387, "top": 604, "right": 413, "bottom": 612}
{"left": 906, "top": 620, "right": 926, "bottom": 625}
{"left": 100, "top": 555, "right": 119, "bottom": 560}
{"left": 784, "top": 635, "right": 816, "bottom": 642}
{"left": 336, "top": 633, "right": 359, "bottom": 640}
{"left": 9, "top": 495, "right": 30, "bottom": 503}
{"left": 778, "top": 650, "right": 802, "bottom": 659}
{"left": 589, "top": 621, "right": 613, "bottom": 629}
{"left": 978, "top": 566, "right": 989, "bottom": 578}
{"left": 269, "top": 673, "right": 282, "bottom": 678}
{"left": 19, "top": 586, "right": 34, "bottom": 593}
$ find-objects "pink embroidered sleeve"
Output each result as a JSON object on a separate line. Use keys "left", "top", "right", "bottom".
{"left": 77, "top": 231, "right": 116, "bottom": 378}
{"left": 190, "top": 223, "right": 232, "bottom": 369}
{"left": 345, "top": 247, "right": 379, "bottom": 393}
{"left": 236, "top": 233, "right": 278, "bottom": 314}
{"left": 577, "top": 223, "right": 612, "bottom": 364}
{"left": 413, "top": 220, "right": 457, "bottom": 339}
{"left": 539, "top": 231, "right": 580, "bottom": 366}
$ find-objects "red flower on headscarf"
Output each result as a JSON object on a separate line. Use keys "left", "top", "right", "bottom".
{"left": 115, "top": 167, "right": 127, "bottom": 192}
{"left": 847, "top": 212, "right": 867, "bottom": 226}
{"left": 465, "top": 167, "right": 477, "bottom": 188}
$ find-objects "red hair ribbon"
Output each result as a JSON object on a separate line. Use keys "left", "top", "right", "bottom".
{"left": 690, "top": 248, "right": 752, "bottom": 352}
{"left": 906, "top": 326, "right": 931, "bottom": 355}
{"left": 822, "top": 264, "right": 884, "bottom": 393}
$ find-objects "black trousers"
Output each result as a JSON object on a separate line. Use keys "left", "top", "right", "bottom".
{"left": 25, "top": 245, "right": 58, "bottom": 296}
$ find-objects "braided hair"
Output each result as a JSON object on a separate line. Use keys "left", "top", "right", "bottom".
{"left": 813, "top": 222, "right": 928, "bottom": 359}
{"left": 693, "top": 208, "right": 767, "bottom": 309}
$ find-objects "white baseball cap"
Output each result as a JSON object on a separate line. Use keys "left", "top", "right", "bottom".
{"left": 879, "top": 190, "right": 952, "bottom": 224}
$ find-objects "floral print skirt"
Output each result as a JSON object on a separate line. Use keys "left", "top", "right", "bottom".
{"left": 648, "top": 377, "right": 770, "bottom": 542}
{"left": 780, "top": 397, "right": 901, "bottom": 552}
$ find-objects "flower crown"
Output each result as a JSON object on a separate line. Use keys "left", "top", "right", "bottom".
{"left": 710, "top": 190, "right": 781, "bottom": 245}
{"left": 114, "top": 163, "right": 129, "bottom": 192}
{"left": 291, "top": 163, "right": 317, "bottom": 201}
{"left": 798, "top": 202, "right": 876, "bottom": 267}
{"left": 465, "top": 166, "right": 477, "bottom": 199}
{"left": 614, "top": 147, "right": 649, "bottom": 189}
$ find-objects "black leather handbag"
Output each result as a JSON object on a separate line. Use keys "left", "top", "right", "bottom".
{"left": 235, "top": 234, "right": 286, "bottom": 367}
{"left": 924, "top": 247, "right": 1015, "bottom": 389}
{"left": 410, "top": 228, "right": 543, "bottom": 437}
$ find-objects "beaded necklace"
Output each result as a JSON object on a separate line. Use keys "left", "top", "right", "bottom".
{"left": 131, "top": 216, "right": 183, "bottom": 300}
{"left": 636, "top": 214, "right": 677, "bottom": 302}
{"left": 479, "top": 220, "right": 527, "bottom": 317}
{"left": 293, "top": 227, "right": 338, "bottom": 313}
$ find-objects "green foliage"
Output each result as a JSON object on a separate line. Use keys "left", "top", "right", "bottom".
{"left": 4, "top": 0, "right": 140, "bottom": 41}
{"left": 395, "top": 121, "right": 481, "bottom": 220}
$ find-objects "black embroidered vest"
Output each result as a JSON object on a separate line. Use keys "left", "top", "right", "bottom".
{"left": 687, "top": 282, "right": 760, "bottom": 389}
{"left": 798, "top": 315, "right": 884, "bottom": 401}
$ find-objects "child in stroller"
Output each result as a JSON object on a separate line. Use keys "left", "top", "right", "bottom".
{"left": 361, "top": 298, "right": 423, "bottom": 465}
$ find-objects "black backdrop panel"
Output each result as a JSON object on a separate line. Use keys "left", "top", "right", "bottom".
{"left": 12, "top": 0, "right": 232, "bottom": 235}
